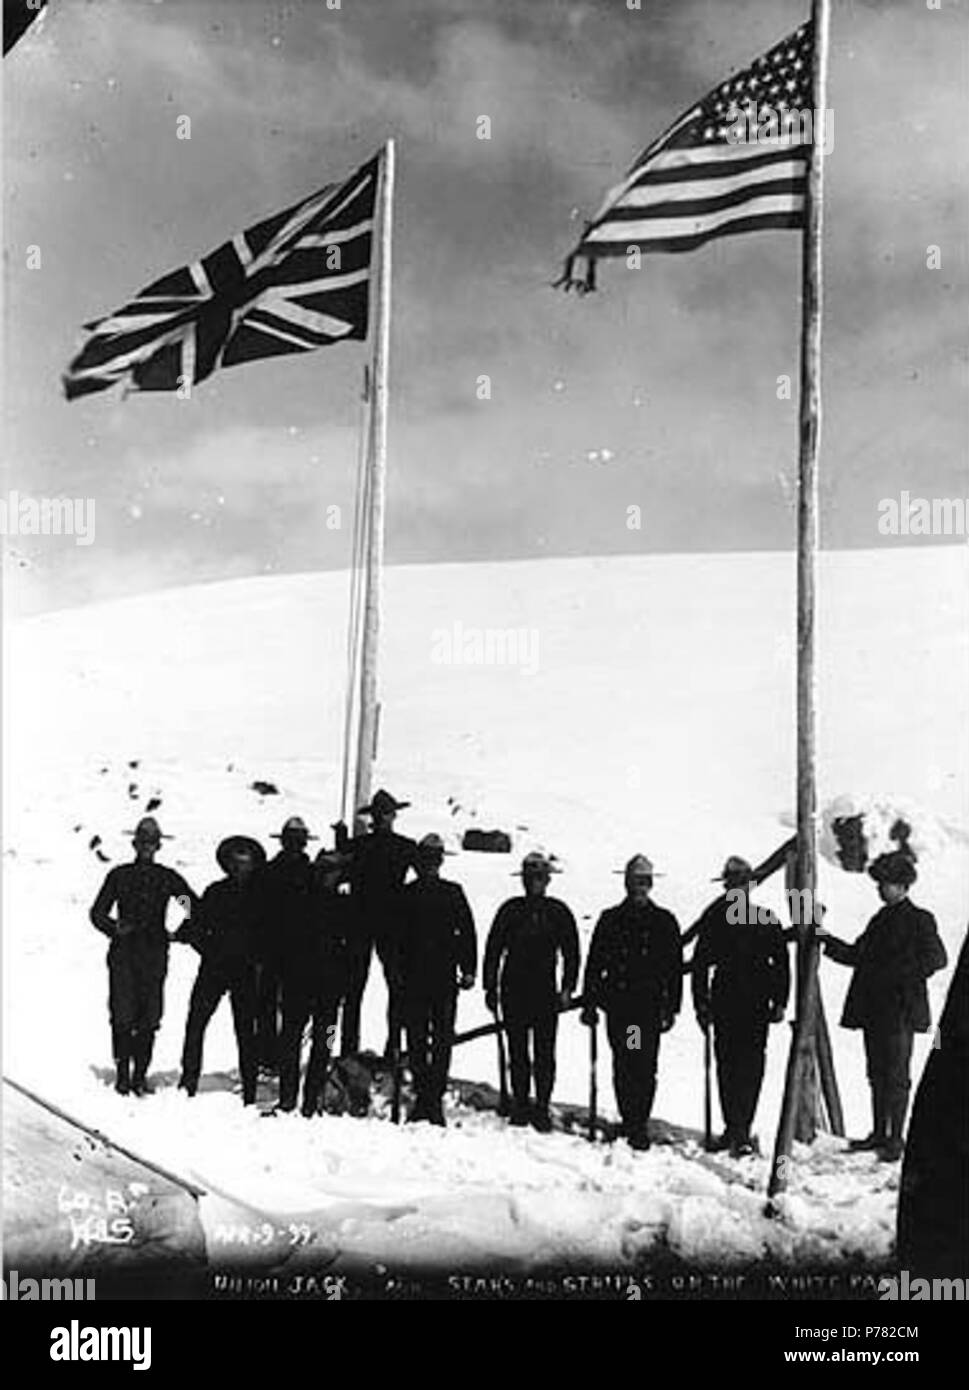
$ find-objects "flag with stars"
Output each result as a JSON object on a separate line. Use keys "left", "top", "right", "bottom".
{"left": 63, "top": 154, "right": 378, "bottom": 400}
{"left": 556, "top": 22, "right": 814, "bottom": 292}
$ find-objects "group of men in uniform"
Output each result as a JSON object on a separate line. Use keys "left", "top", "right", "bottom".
{"left": 89, "top": 796, "right": 947, "bottom": 1161}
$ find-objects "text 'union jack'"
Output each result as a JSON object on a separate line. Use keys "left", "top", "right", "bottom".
{"left": 63, "top": 155, "right": 378, "bottom": 400}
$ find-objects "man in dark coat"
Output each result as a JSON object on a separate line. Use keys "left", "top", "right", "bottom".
{"left": 897, "top": 926, "right": 967, "bottom": 1276}
{"left": 89, "top": 817, "right": 198, "bottom": 1096}
{"left": 253, "top": 816, "right": 318, "bottom": 1072}
{"left": 690, "top": 855, "right": 790, "bottom": 1157}
{"left": 483, "top": 852, "right": 579, "bottom": 1132}
{"left": 582, "top": 854, "right": 682, "bottom": 1151}
{"left": 177, "top": 835, "right": 265, "bottom": 1106}
{"left": 400, "top": 834, "right": 477, "bottom": 1126}
{"left": 277, "top": 848, "right": 353, "bottom": 1116}
{"left": 821, "top": 851, "right": 948, "bottom": 1161}
{"left": 336, "top": 788, "right": 419, "bottom": 1059}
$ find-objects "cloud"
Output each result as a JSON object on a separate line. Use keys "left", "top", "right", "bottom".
{"left": 4, "top": 0, "right": 967, "bottom": 612}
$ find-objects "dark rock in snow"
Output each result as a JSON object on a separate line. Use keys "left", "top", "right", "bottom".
{"left": 462, "top": 828, "right": 512, "bottom": 854}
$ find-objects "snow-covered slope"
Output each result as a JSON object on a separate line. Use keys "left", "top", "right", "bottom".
{"left": 4, "top": 547, "right": 967, "bottom": 1272}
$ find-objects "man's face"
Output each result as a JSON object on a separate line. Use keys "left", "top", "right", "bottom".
{"left": 522, "top": 867, "right": 549, "bottom": 897}
{"left": 725, "top": 878, "right": 752, "bottom": 915}
{"left": 134, "top": 835, "right": 159, "bottom": 861}
{"left": 626, "top": 871, "right": 652, "bottom": 905}
{"left": 373, "top": 809, "right": 395, "bottom": 833}
{"left": 281, "top": 830, "right": 308, "bottom": 854}
{"left": 230, "top": 848, "right": 256, "bottom": 882}
{"left": 878, "top": 881, "right": 908, "bottom": 906}
{"left": 418, "top": 853, "right": 442, "bottom": 881}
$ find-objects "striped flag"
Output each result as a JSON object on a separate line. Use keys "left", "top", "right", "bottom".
{"left": 556, "top": 21, "right": 813, "bottom": 292}
{"left": 63, "top": 155, "right": 378, "bottom": 400}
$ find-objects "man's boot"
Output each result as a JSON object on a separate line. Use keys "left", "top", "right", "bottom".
{"left": 131, "top": 1033, "right": 155, "bottom": 1096}
{"left": 849, "top": 1091, "right": 886, "bottom": 1151}
{"left": 114, "top": 1055, "right": 131, "bottom": 1096}
{"left": 879, "top": 1100, "right": 907, "bottom": 1162}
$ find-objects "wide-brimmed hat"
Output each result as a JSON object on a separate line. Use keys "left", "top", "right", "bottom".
{"left": 357, "top": 788, "right": 411, "bottom": 817}
{"left": 713, "top": 855, "right": 755, "bottom": 885}
{"left": 514, "top": 851, "right": 561, "bottom": 876}
{"left": 418, "top": 833, "right": 456, "bottom": 858}
{"left": 868, "top": 851, "right": 917, "bottom": 887}
{"left": 127, "top": 816, "right": 172, "bottom": 843}
{"left": 216, "top": 835, "right": 266, "bottom": 874}
{"left": 613, "top": 853, "right": 664, "bottom": 878}
{"left": 270, "top": 816, "right": 318, "bottom": 841}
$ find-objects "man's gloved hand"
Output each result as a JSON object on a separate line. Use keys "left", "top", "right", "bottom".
{"left": 580, "top": 1004, "right": 598, "bottom": 1028}
{"left": 559, "top": 988, "right": 572, "bottom": 1010}
{"left": 172, "top": 923, "right": 193, "bottom": 944}
{"left": 458, "top": 972, "right": 474, "bottom": 991}
{"left": 114, "top": 920, "right": 135, "bottom": 939}
{"left": 485, "top": 990, "right": 498, "bottom": 1015}
{"left": 769, "top": 1004, "right": 786, "bottom": 1024}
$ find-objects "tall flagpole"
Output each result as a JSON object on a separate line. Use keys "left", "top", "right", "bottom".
{"left": 768, "top": 0, "right": 830, "bottom": 1200}
{"left": 353, "top": 138, "right": 395, "bottom": 832}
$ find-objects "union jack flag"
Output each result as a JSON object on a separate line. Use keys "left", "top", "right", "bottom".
{"left": 63, "top": 155, "right": 378, "bottom": 400}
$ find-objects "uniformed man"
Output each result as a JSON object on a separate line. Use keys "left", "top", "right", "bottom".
{"left": 898, "top": 925, "right": 967, "bottom": 1275}
{"left": 277, "top": 847, "right": 354, "bottom": 1116}
{"left": 820, "top": 850, "right": 947, "bottom": 1162}
{"left": 400, "top": 834, "right": 477, "bottom": 1126}
{"left": 253, "top": 816, "right": 318, "bottom": 1072}
{"left": 177, "top": 835, "right": 265, "bottom": 1106}
{"left": 483, "top": 852, "right": 579, "bottom": 1132}
{"left": 690, "top": 855, "right": 790, "bottom": 1157}
{"left": 337, "top": 788, "right": 420, "bottom": 1059}
{"left": 581, "top": 854, "right": 682, "bottom": 1151}
{"left": 89, "top": 817, "right": 198, "bottom": 1096}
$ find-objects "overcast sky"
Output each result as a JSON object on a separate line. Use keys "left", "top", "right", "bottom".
{"left": 3, "top": 0, "right": 966, "bottom": 612}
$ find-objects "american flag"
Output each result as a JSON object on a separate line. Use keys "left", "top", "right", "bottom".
{"left": 63, "top": 155, "right": 378, "bottom": 400}
{"left": 557, "top": 22, "right": 814, "bottom": 292}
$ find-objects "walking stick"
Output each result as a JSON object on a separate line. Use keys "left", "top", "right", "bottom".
{"left": 494, "top": 1004, "right": 510, "bottom": 1117}
{"left": 390, "top": 1045, "right": 402, "bottom": 1124}
{"left": 703, "top": 1021, "right": 713, "bottom": 1151}
{"left": 390, "top": 977, "right": 403, "bottom": 1124}
{"left": 588, "top": 1012, "right": 598, "bottom": 1142}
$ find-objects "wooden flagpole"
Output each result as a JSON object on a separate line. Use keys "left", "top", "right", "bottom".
{"left": 768, "top": 0, "right": 830, "bottom": 1200}
{"left": 353, "top": 139, "right": 395, "bottom": 831}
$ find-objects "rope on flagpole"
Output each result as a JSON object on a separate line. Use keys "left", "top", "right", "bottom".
{"left": 339, "top": 370, "right": 375, "bottom": 825}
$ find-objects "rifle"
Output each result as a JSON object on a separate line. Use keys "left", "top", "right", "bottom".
{"left": 588, "top": 1010, "right": 599, "bottom": 1142}
{"left": 703, "top": 1021, "right": 713, "bottom": 1151}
